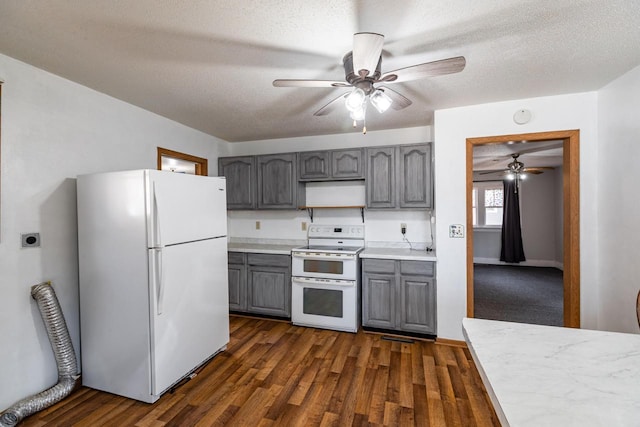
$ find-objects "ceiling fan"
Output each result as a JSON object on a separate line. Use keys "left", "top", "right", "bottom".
{"left": 480, "top": 153, "right": 555, "bottom": 177}
{"left": 273, "top": 32, "right": 466, "bottom": 132}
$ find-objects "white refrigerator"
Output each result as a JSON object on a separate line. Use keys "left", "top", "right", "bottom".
{"left": 77, "top": 169, "right": 229, "bottom": 403}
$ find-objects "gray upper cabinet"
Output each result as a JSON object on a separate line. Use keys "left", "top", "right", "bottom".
{"left": 366, "top": 147, "right": 396, "bottom": 208}
{"left": 218, "top": 156, "right": 256, "bottom": 210}
{"left": 399, "top": 144, "right": 432, "bottom": 209}
{"left": 331, "top": 149, "right": 365, "bottom": 179}
{"left": 299, "top": 151, "right": 330, "bottom": 180}
{"left": 298, "top": 148, "right": 364, "bottom": 181}
{"left": 366, "top": 143, "right": 432, "bottom": 209}
{"left": 257, "top": 153, "right": 305, "bottom": 209}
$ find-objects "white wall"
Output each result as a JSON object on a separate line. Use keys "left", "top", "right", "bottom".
{"left": 434, "top": 92, "right": 599, "bottom": 340}
{"left": 597, "top": 64, "right": 640, "bottom": 333}
{"left": 226, "top": 127, "right": 436, "bottom": 249}
{"left": 472, "top": 170, "right": 563, "bottom": 268}
{"left": 0, "top": 53, "right": 227, "bottom": 411}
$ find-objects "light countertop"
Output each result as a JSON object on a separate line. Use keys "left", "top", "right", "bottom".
{"left": 462, "top": 318, "right": 640, "bottom": 426}
{"left": 227, "top": 241, "right": 303, "bottom": 255}
{"left": 360, "top": 247, "right": 436, "bottom": 261}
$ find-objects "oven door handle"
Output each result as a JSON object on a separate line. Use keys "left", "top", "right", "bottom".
{"left": 292, "top": 277, "right": 356, "bottom": 288}
{"left": 292, "top": 252, "right": 356, "bottom": 261}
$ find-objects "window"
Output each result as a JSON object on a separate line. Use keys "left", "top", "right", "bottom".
{"left": 472, "top": 181, "right": 503, "bottom": 227}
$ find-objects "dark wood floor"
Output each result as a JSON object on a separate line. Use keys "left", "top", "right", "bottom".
{"left": 20, "top": 316, "right": 499, "bottom": 426}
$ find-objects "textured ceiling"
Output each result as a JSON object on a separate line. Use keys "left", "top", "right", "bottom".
{"left": 1, "top": 1, "right": 639, "bottom": 142}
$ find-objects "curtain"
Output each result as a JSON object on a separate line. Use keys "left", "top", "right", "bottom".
{"left": 500, "top": 179, "right": 526, "bottom": 263}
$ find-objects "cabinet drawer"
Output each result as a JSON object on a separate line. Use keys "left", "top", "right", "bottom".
{"left": 362, "top": 258, "right": 396, "bottom": 274}
{"left": 228, "top": 252, "right": 245, "bottom": 265}
{"left": 247, "top": 253, "right": 291, "bottom": 268}
{"left": 400, "top": 260, "right": 435, "bottom": 277}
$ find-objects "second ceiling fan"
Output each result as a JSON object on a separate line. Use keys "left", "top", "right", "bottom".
{"left": 273, "top": 32, "right": 466, "bottom": 132}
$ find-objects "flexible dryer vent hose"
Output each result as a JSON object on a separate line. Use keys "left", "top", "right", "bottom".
{"left": 0, "top": 283, "right": 79, "bottom": 427}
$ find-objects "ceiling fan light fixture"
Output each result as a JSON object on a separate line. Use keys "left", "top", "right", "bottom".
{"left": 349, "top": 102, "right": 367, "bottom": 121}
{"left": 345, "top": 88, "right": 366, "bottom": 112}
{"left": 370, "top": 89, "right": 392, "bottom": 113}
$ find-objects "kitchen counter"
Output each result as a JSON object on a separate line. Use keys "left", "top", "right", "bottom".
{"left": 462, "top": 318, "right": 640, "bottom": 426}
{"left": 227, "top": 240, "right": 303, "bottom": 255}
{"left": 360, "top": 247, "right": 436, "bottom": 261}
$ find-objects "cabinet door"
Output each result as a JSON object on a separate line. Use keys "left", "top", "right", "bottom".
{"left": 398, "top": 144, "right": 432, "bottom": 209}
{"left": 247, "top": 265, "right": 291, "bottom": 317}
{"left": 366, "top": 147, "right": 396, "bottom": 208}
{"left": 362, "top": 272, "right": 396, "bottom": 329}
{"left": 299, "top": 151, "right": 330, "bottom": 181}
{"left": 399, "top": 275, "right": 436, "bottom": 334}
{"left": 332, "top": 148, "right": 364, "bottom": 179}
{"left": 218, "top": 156, "right": 255, "bottom": 210}
{"left": 257, "top": 153, "right": 304, "bottom": 209}
{"left": 228, "top": 263, "right": 246, "bottom": 312}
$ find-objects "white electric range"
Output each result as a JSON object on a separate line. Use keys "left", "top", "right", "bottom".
{"left": 291, "top": 224, "right": 364, "bottom": 333}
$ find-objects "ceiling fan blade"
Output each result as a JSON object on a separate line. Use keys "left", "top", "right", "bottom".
{"left": 273, "top": 79, "right": 351, "bottom": 88}
{"left": 313, "top": 92, "right": 350, "bottom": 116}
{"left": 478, "top": 170, "right": 507, "bottom": 175}
{"left": 379, "top": 56, "right": 466, "bottom": 83}
{"left": 523, "top": 167, "right": 555, "bottom": 174}
{"left": 378, "top": 86, "right": 412, "bottom": 110}
{"left": 352, "top": 32, "right": 384, "bottom": 78}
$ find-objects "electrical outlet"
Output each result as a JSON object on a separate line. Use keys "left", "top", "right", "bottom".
{"left": 400, "top": 223, "right": 407, "bottom": 235}
{"left": 255, "top": 221, "right": 261, "bottom": 230}
{"left": 449, "top": 224, "right": 464, "bottom": 238}
{"left": 301, "top": 222, "right": 307, "bottom": 231}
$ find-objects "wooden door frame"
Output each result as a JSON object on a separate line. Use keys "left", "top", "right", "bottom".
{"left": 157, "top": 147, "right": 208, "bottom": 176}
{"left": 466, "top": 130, "right": 580, "bottom": 328}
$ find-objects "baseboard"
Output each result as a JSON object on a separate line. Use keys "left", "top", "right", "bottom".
{"left": 435, "top": 337, "right": 467, "bottom": 347}
{"left": 473, "top": 257, "right": 563, "bottom": 270}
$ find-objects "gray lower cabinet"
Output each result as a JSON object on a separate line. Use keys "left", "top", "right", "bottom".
{"left": 218, "top": 156, "right": 256, "bottom": 210}
{"left": 228, "top": 252, "right": 247, "bottom": 311}
{"left": 228, "top": 252, "right": 291, "bottom": 318}
{"left": 362, "top": 258, "right": 436, "bottom": 335}
{"left": 366, "top": 143, "right": 432, "bottom": 209}
{"left": 257, "top": 153, "right": 305, "bottom": 209}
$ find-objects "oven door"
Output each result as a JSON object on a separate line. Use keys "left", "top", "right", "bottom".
{"left": 291, "top": 251, "right": 357, "bottom": 280}
{"left": 291, "top": 276, "right": 358, "bottom": 333}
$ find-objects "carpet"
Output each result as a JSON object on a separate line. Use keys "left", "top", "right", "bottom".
{"left": 473, "top": 264, "right": 563, "bottom": 326}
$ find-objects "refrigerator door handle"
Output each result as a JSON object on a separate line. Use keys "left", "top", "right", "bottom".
{"left": 150, "top": 181, "right": 162, "bottom": 248}
{"left": 150, "top": 248, "right": 164, "bottom": 315}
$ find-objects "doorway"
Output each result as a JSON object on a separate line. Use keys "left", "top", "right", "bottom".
{"left": 157, "top": 147, "right": 208, "bottom": 176}
{"left": 466, "top": 130, "right": 580, "bottom": 328}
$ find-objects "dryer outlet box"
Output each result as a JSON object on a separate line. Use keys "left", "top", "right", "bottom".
{"left": 21, "top": 233, "right": 41, "bottom": 248}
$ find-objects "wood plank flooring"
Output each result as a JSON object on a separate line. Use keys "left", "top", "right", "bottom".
{"left": 20, "top": 316, "right": 499, "bottom": 426}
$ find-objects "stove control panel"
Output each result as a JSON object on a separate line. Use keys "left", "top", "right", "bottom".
{"left": 307, "top": 224, "right": 364, "bottom": 239}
